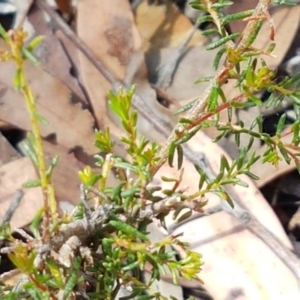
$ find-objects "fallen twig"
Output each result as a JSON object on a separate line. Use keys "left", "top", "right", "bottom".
{"left": 2, "top": 190, "right": 24, "bottom": 224}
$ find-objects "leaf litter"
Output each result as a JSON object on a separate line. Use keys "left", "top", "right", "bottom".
{"left": 1, "top": 0, "right": 300, "bottom": 298}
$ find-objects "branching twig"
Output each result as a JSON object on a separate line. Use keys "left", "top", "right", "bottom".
{"left": 155, "top": 0, "right": 272, "bottom": 171}
{"left": 49, "top": 204, "right": 112, "bottom": 251}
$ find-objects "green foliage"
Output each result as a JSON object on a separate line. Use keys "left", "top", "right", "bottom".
{"left": 75, "top": 88, "right": 205, "bottom": 298}
{"left": 177, "top": 0, "right": 300, "bottom": 174}
{"left": 1, "top": 0, "right": 300, "bottom": 299}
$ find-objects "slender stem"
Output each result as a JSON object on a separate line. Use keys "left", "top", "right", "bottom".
{"left": 22, "top": 73, "right": 52, "bottom": 240}
{"left": 7, "top": 30, "right": 58, "bottom": 240}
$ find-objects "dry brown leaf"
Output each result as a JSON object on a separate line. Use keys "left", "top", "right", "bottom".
{"left": 146, "top": 45, "right": 234, "bottom": 140}
{"left": 152, "top": 131, "right": 299, "bottom": 299}
{"left": 173, "top": 211, "right": 299, "bottom": 299}
{"left": 55, "top": 0, "right": 72, "bottom": 15}
{"left": 43, "top": 141, "right": 118, "bottom": 207}
{"left": 77, "top": 0, "right": 139, "bottom": 131}
{"left": 0, "top": 157, "right": 43, "bottom": 228}
{"left": 0, "top": 132, "right": 20, "bottom": 166}
{"left": 28, "top": 4, "right": 88, "bottom": 104}
{"left": 0, "top": 43, "right": 97, "bottom": 156}
{"left": 146, "top": 46, "right": 216, "bottom": 103}
{"left": 55, "top": 29, "right": 87, "bottom": 101}
{"left": 42, "top": 141, "right": 83, "bottom": 205}
{"left": 76, "top": 0, "right": 173, "bottom": 144}
{"left": 135, "top": 0, "right": 206, "bottom": 51}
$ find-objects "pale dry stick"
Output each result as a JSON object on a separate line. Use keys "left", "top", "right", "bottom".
{"left": 35, "top": 0, "right": 300, "bottom": 287}
{"left": 155, "top": 21, "right": 200, "bottom": 89}
{"left": 0, "top": 193, "right": 26, "bottom": 291}
{"left": 0, "top": 268, "right": 22, "bottom": 282}
{"left": 2, "top": 190, "right": 24, "bottom": 223}
{"left": 14, "top": 0, "right": 33, "bottom": 30}
{"left": 13, "top": 228, "right": 34, "bottom": 241}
